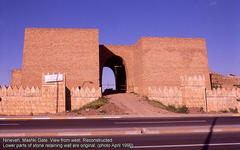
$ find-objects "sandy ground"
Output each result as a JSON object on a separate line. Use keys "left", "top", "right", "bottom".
{"left": 106, "top": 93, "right": 173, "bottom": 115}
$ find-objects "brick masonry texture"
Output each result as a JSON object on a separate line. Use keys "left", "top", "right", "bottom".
{"left": 11, "top": 69, "right": 22, "bottom": 87}
{"left": 71, "top": 87, "right": 101, "bottom": 110}
{"left": 0, "top": 74, "right": 101, "bottom": 115}
{"left": 148, "top": 75, "right": 240, "bottom": 112}
{"left": 5, "top": 27, "right": 239, "bottom": 114}
{"left": 135, "top": 37, "right": 211, "bottom": 95}
{"left": 17, "top": 28, "right": 99, "bottom": 89}
{"left": 1, "top": 74, "right": 239, "bottom": 115}
{"left": 11, "top": 28, "right": 210, "bottom": 93}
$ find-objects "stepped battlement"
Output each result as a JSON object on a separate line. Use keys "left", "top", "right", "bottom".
{"left": 0, "top": 85, "right": 41, "bottom": 97}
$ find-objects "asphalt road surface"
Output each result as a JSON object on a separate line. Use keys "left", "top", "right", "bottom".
{"left": 0, "top": 116, "right": 240, "bottom": 130}
{"left": 1, "top": 116, "right": 240, "bottom": 150}
{"left": 1, "top": 132, "right": 240, "bottom": 150}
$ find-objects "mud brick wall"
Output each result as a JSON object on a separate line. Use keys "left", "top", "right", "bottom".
{"left": 136, "top": 37, "right": 210, "bottom": 95}
{"left": 11, "top": 69, "right": 22, "bottom": 87}
{"left": 20, "top": 28, "right": 99, "bottom": 89}
{"left": 11, "top": 28, "right": 211, "bottom": 96}
{"left": 133, "top": 39, "right": 144, "bottom": 94}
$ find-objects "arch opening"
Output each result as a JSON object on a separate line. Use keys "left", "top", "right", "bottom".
{"left": 101, "top": 67, "right": 116, "bottom": 93}
{"left": 101, "top": 56, "right": 127, "bottom": 95}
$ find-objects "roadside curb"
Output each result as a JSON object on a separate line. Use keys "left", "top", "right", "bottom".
{"left": 0, "top": 116, "right": 121, "bottom": 120}
{"left": 0, "top": 113, "right": 240, "bottom": 120}
{"left": 0, "top": 129, "right": 141, "bottom": 137}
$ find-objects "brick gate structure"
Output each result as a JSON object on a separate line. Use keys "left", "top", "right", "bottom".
{"left": 0, "top": 28, "right": 239, "bottom": 115}
{"left": 11, "top": 28, "right": 211, "bottom": 93}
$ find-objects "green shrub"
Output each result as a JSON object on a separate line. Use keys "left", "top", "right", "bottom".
{"left": 143, "top": 96, "right": 150, "bottom": 101}
{"left": 71, "top": 97, "right": 108, "bottom": 112}
{"left": 71, "top": 109, "right": 79, "bottom": 113}
{"left": 200, "top": 107, "right": 204, "bottom": 112}
{"left": 229, "top": 108, "right": 238, "bottom": 113}
{"left": 81, "top": 97, "right": 108, "bottom": 110}
{"left": 144, "top": 98, "right": 166, "bottom": 109}
{"left": 130, "top": 92, "right": 138, "bottom": 95}
{"left": 176, "top": 105, "right": 189, "bottom": 114}
{"left": 166, "top": 105, "right": 177, "bottom": 112}
{"left": 220, "top": 110, "right": 228, "bottom": 113}
{"left": 143, "top": 97, "right": 189, "bottom": 113}
{"left": 99, "top": 110, "right": 106, "bottom": 114}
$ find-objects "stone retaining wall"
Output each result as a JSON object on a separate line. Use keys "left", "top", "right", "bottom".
{"left": 71, "top": 87, "right": 101, "bottom": 110}
{"left": 148, "top": 75, "right": 240, "bottom": 112}
{"left": 0, "top": 86, "right": 44, "bottom": 115}
{"left": 207, "top": 88, "right": 240, "bottom": 112}
{"left": 0, "top": 73, "right": 101, "bottom": 115}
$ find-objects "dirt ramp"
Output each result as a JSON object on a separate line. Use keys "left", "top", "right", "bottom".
{"left": 106, "top": 93, "right": 171, "bottom": 116}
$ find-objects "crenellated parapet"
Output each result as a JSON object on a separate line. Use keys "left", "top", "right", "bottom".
{"left": 0, "top": 85, "right": 42, "bottom": 115}
{"left": 70, "top": 87, "right": 101, "bottom": 110}
{"left": 0, "top": 85, "right": 41, "bottom": 97}
{"left": 148, "top": 86, "right": 183, "bottom": 106}
{"left": 180, "top": 74, "right": 206, "bottom": 87}
{"left": 207, "top": 88, "right": 240, "bottom": 97}
{"left": 148, "top": 86, "right": 182, "bottom": 98}
{"left": 147, "top": 75, "right": 207, "bottom": 108}
{"left": 206, "top": 87, "right": 240, "bottom": 112}
{"left": 71, "top": 87, "right": 101, "bottom": 98}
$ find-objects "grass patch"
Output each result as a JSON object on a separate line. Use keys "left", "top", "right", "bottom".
{"left": 143, "top": 96, "right": 189, "bottom": 114}
{"left": 166, "top": 105, "right": 177, "bottom": 112}
{"left": 81, "top": 97, "right": 108, "bottom": 110}
{"left": 143, "top": 96, "right": 166, "bottom": 109}
{"left": 220, "top": 109, "right": 228, "bottom": 113}
{"left": 176, "top": 105, "right": 189, "bottom": 114}
{"left": 200, "top": 107, "right": 204, "bottom": 112}
{"left": 130, "top": 92, "right": 139, "bottom": 96}
{"left": 72, "top": 97, "right": 108, "bottom": 113}
{"left": 229, "top": 108, "right": 238, "bottom": 113}
{"left": 99, "top": 110, "right": 106, "bottom": 114}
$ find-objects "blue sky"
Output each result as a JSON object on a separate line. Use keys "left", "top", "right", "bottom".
{"left": 0, "top": 0, "right": 239, "bottom": 86}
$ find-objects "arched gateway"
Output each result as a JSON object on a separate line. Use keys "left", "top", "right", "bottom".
{"left": 100, "top": 45, "right": 127, "bottom": 94}
{"left": 1, "top": 28, "right": 239, "bottom": 115}
{"left": 11, "top": 28, "right": 211, "bottom": 96}
{"left": 102, "top": 56, "right": 127, "bottom": 93}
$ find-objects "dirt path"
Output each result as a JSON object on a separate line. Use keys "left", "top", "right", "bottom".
{"left": 106, "top": 93, "right": 172, "bottom": 116}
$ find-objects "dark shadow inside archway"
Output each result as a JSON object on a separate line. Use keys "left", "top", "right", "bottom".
{"left": 99, "top": 45, "right": 127, "bottom": 95}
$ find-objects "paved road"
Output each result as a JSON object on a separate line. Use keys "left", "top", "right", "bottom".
{"left": 0, "top": 116, "right": 240, "bottom": 130}
{"left": 1, "top": 116, "right": 240, "bottom": 149}
{"left": 1, "top": 132, "right": 240, "bottom": 150}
